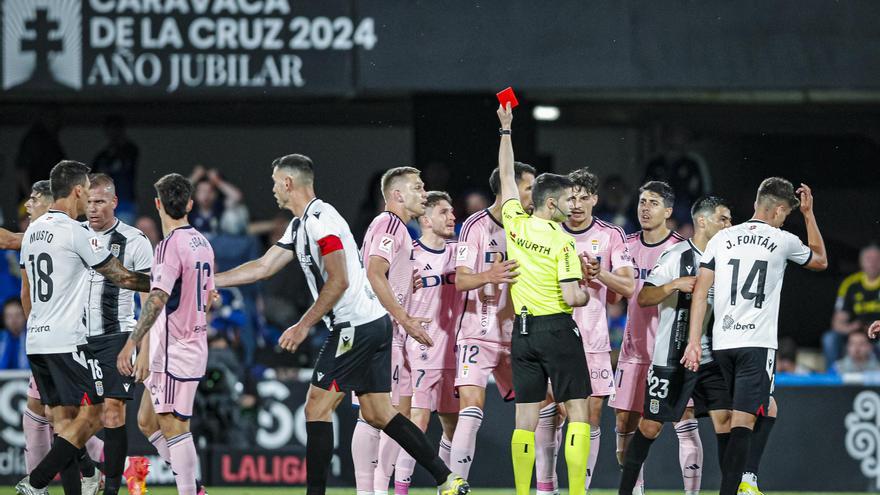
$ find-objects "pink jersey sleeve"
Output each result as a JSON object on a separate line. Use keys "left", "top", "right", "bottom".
{"left": 608, "top": 226, "right": 634, "bottom": 272}
{"left": 151, "top": 237, "right": 182, "bottom": 295}
{"left": 454, "top": 217, "right": 481, "bottom": 271}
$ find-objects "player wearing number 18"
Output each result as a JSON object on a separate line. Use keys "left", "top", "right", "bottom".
{"left": 17, "top": 161, "right": 152, "bottom": 495}
{"left": 682, "top": 178, "right": 828, "bottom": 495}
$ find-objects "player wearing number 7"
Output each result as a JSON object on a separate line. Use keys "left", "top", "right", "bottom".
{"left": 117, "top": 173, "right": 216, "bottom": 495}
{"left": 682, "top": 178, "right": 827, "bottom": 495}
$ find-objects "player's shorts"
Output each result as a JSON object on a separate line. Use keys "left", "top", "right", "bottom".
{"left": 411, "top": 368, "right": 459, "bottom": 413}
{"left": 642, "top": 361, "right": 732, "bottom": 422}
{"left": 714, "top": 347, "right": 776, "bottom": 417}
{"left": 454, "top": 338, "right": 515, "bottom": 401}
{"left": 86, "top": 333, "right": 135, "bottom": 400}
{"left": 146, "top": 372, "right": 199, "bottom": 419}
{"left": 312, "top": 315, "right": 393, "bottom": 396}
{"left": 391, "top": 343, "right": 412, "bottom": 406}
{"left": 28, "top": 346, "right": 105, "bottom": 407}
{"left": 27, "top": 375, "right": 40, "bottom": 401}
{"left": 511, "top": 314, "right": 590, "bottom": 404}
{"left": 608, "top": 361, "right": 650, "bottom": 413}
{"left": 586, "top": 352, "right": 615, "bottom": 397}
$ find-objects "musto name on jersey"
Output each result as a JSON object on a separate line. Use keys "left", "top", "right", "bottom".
{"left": 723, "top": 235, "right": 780, "bottom": 252}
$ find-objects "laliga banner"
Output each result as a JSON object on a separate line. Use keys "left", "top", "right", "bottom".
{"left": 1, "top": 0, "right": 375, "bottom": 95}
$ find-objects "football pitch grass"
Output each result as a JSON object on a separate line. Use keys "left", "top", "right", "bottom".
{"left": 127, "top": 489, "right": 867, "bottom": 495}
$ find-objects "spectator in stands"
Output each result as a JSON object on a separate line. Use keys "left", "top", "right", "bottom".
{"left": 594, "top": 174, "right": 637, "bottom": 233}
{"left": 15, "top": 104, "right": 64, "bottom": 200}
{"left": 188, "top": 165, "right": 249, "bottom": 235}
{"left": 834, "top": 330, "right": 880, "bottom": 374}
{"left": 352, "top": 170, "right": 386, "bottom": 241}
{"left": 135, "top": 215, "right": 161, "bottom": 246}
{"left": 92, "top": 115, "right": 139, "bottom": 224}
{"left": 0, "top": 298, "right": 28, "bottom": 370}
{"left": 776, "top": 337, "right": 813, "bottom": 375}
{"left": 823, "top": 243, "right": 880, "bottom": 368}
{"left": 463, "top": 189, "right": 490, "bottom": 216}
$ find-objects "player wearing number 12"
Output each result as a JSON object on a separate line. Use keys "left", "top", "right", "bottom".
{"left": 682, "top": 178, "right": 828, "bottom": 495}
{"left": 17, "top": 161, "right": 151, "bottom": 495}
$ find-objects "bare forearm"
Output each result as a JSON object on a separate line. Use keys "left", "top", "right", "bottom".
{"left": 0, "top": 229, "right": 22, "bottom": 250}
{"left": 455, "top": 270, "right": 488, "bottom": 291}
{"left": 638, "top": 284, "right": 674, "bottom": 307}
{"left": 599, "top": 268, "right": 635, "bottom": 299}
{"left": 688, "top": 291, "right": 708, "bottom": 345}
{"left": 368, "top": 272, "right": 407, "bottom": 320}
{"left": 498, "top": 134, "right": 517, "bottom": 201}
{"left": 129, "top": 290, "right": 169, "bottom": 344}
{"left": 297, "top": 279, "right": 347, "bottom": 329}
{"left": 100, "top": 257, "right": 151, "bottom": 292}
{"left": 804, "top": 212, "right": 828, "bottom": 270}
{"left": 216, "top": 259, "right": 267, "bottom": 287}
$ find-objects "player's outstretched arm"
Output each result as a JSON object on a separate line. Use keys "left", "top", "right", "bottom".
{"left": 366, "top": 255, "right": 433, "bottom": 346}
{"left": 597, "top": 266, "right": 636, "bottom": 299}
{"left": 797, "top": 183, "right": 828, "bottom": 271}
{"left": 97, "top": 256, "right": 151, "bottom": 292}
{"left": 454, "top": 259, "right": 520, "bottom": 292}
{"left": 118, "top": 288, "right": 169, "bottom": 376}
{"left": 638, "top": 276, "right": 696, "bottom": 307}
{"left": 215, "top": 245, "right": 294, "bottom": 288}
{"left": 496, "top": 103, "right": 518, "bottom": 205}
{"left": 0, "top": 228, "right": 22, "bottom": 250}
{"left": 682, "top": 268, "right": 713, "bottom": 371}
{"left": 278, "top": 250, "right": 348, "bottom": 353}
{"left": 20, "top": 268, "right": 30, "bottom": 319}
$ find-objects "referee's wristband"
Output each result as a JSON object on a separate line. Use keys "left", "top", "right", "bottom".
{"left": 499, "top": 128, "right": 511, "bottom": 136}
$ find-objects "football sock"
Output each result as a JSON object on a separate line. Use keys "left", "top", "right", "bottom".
{"left": 85, "top": 435, "right": 104, "bottom": 464}
{"left": 511, "top": 429, "right": 536, "bottom": 495}
{"left": 534, "top": 403, "right": 558, "bottom": 493}
{"left": 394, "top": 449, "right": 416, "bottom": 494}
{"left": 720, "top": 426, "right": 752, "bottom": 495}
{"left": 450, "top": 406, "right": 482, "bottom": 478}
{"left": 586, "top": 426, "right": 601, "bottom": 490}
{"left": 306, "top": 421, "right": 334, "bottom": 495}
{"left": 22, "top": 409, "right": 52, "bottom": 471}
{"left": 745, "top": 415, "right": 775, "bottom": 478}
{"left": 438, "top": 434, "right": 452, "bottom": 467}
{"left": 374, "top": 432, "right": 401, "bottom": 492}
{"left": 103, "top": 426, "right": 128, "bottom": 495}
{"left": 715, "top": 432, "right": 730, "bottom": 471}
{"left": 564, "top": 422, "right": 590, "bottom": 495}
{"left": 61, "top": 450, "right": 83, "bottom": 495}
{"left": 616, "top": 429, "right": 644, "bottom": 489}
{"left": 77, "top": 445, "right": 96, "bottom": 477}
{"left": 148, "top": 430, "right": 171, "bottom": 467}
{"left": 29, "top": 435, "right": 79, "bottom": 489}
{"left": 382, "top": 413, "right": 450, "bottom": 485}
{"left": 352, "top": 419, "right": 380, "bottom": 495}
{"left": 167, "top": 432, "right": 198, "bottom": 495}
{"left": 618, "top": 429, "right": 654, "bottom": 495}
{"left": 675, "top": 419, "right": 703, "bottom": 492}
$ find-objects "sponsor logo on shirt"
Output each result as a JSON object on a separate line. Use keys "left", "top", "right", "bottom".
{"left": 379, "top": 235, "right": 394, "bottom": 254}
{"left": 722, "top": 315, "right": 756, "bottom": 331}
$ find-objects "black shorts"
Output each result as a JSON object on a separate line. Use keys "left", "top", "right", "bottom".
{"left": 86, "top": 333, "right": 135, "bottom": 400}
{"left": 29, "top": 346, "right": 105, "bottom": 407}
{"left": 643, "top": 361, "right": 731, "bottom": 422}
{"left": 511, "top": 313, "right": 590, "bottom": 404}
{"left": 312, "top": 315, "right": 392, "bottom": 395}
{"left": 714, "top": 347, "right": 776, "bottom": 416}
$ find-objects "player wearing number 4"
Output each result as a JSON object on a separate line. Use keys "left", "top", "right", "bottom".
{"left": 682, "top": 178, "right": 827, "bottom": 495}
{"left": 618, "top": 196, "right": 734, "bottom": 495}
{"left": 17, "top": 161, "right": 151, "bottom": 495}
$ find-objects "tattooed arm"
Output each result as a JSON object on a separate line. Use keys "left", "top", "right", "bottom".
{"left": 96, "top": 256, "right": 151, "bottom": 292}
{"left": 117, "top": 288, "right": 169, "bottom": 376}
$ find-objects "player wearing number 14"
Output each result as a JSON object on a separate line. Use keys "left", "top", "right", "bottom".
{"left": 682, "top": 177, "right": 828, "bottom": 495}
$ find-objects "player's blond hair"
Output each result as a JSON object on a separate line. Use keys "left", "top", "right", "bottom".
{"left": 380, "top": 166, "right": 421, "bottom": 201}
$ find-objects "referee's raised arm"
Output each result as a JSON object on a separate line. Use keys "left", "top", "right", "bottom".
{"left": 497, "top": 103, "right": 518, "bottom": 205}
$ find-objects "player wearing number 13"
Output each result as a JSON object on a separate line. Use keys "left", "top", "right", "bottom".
{"left": 17, "top": 161, "right": 151, "bottom": 495}
{"left": 682, "top": 177, "right": 828, "bottom": 495}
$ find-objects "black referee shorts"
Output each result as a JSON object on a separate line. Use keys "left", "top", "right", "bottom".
{"left": 312, "top": 315, "right": 393, "bottom": 395}
{"left": 29, "top": 345, "right": 105, "bottom": 407}
{"left": 715, "top": 347, "right": 776, "bottom": 417}
{"left": 511, "top": 313, "right": 591, "bottom": 404}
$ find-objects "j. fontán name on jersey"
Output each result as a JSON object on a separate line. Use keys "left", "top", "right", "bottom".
{"left": 724, "top": 234, "right": 779, "bottom": 252}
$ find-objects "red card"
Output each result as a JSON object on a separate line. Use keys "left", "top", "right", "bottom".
{"left": 496, "top": 87, "right": 519, "bottom": 109}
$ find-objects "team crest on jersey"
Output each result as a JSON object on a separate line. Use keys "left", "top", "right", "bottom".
{"left": 649, "top": 398, "right": 659, "bottom": 414}
{"left": 591, "top": 239, "right": 600, "bottom": 254}
{"left": 456, "top": 245, "right": 469, "bottom": 261}
{"left": 461, "top": 365, "right": 469, "bottom": 377}
{"left": 110, "top": 244, "right": 120, "bottom": 257}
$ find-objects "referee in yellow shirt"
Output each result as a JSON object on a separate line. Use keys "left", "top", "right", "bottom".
{"left": 496, "top": 102, "right": 593, "bottom": 495}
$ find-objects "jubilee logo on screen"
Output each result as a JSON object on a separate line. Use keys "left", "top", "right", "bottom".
{"left": 1, "top": 0, "right": 378, "bottom": 94}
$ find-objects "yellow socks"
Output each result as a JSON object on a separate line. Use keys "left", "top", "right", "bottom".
{"left": 511, "top": 429, "right": 536, "bottom": 495}
{"left": 565, "top": 422, "right": 591, "bottom": 495}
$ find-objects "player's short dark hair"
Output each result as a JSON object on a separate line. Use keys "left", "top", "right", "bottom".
{"left": 639, "top": 180, "right": 675, "bottom": 208}
{"left": 489, "top": 162, "right": 536, "bottom": 195}
{"left": 272, "top": 154, "right": 315, "bottom": 185}
{"left": 154, "top": 173, "right": 193, "bottom": 220}
{"left": 425, "top": 191, "right": 452, "bottom": 210}
{"left": 31, "top": 180, "right": 52, "bottom": 200}
{"left": 756, "top": 177, "right": 800, "bottom": 209}
{"left": 690, "top": 195, "right": 730, "bottom": 221}
{"left": 50, "top": 160, "right": 90, "bottom": 199}
{"left": 532, "top": 173, "right": 574, "bottom": 210}
{"left": 380, "top": 166, "right": 421, "bottom": 199}
{"left": 568, "top": 167, "right": 599, "bottom": 196}
{"left": 88, "top": 173, "right": 115, "bottom": 192}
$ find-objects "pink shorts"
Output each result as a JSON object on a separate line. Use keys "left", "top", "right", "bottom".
{"left": 391, "top": 344, "right": 412, "bottom": 406}
{"left": 411, "top": 368, "right": 459, "bottom": 414}
{"left": 147, "top": 372, "right": 199, "bottom": 419}
{"left": 608, "top": 361, "right": 650, "bottom": 413}
{"left": 586, "top": 352, "right": 615, "bottom": 397}
{"left": 27, "top": 375, "right": 41, "bottom": 401}
{"left": 454, "top": 339, "right": 515, "bottom": 401}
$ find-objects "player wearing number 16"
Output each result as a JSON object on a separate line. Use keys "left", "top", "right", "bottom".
{"left": 17, "top": 161, "right": 152, "bottom": 495}
{"left": 681, "top": 178, "right": 827, "bottom": 495}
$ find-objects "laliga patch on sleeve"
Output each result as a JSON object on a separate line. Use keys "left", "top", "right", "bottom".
{"left": 379, "top": 235, "right": 394, "bottom": 254}
{"left": 456, "top": 245, "right": 469, "bottom": 261}
{"left": 89, "top": 237, "right": 102, "bottom": 253}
